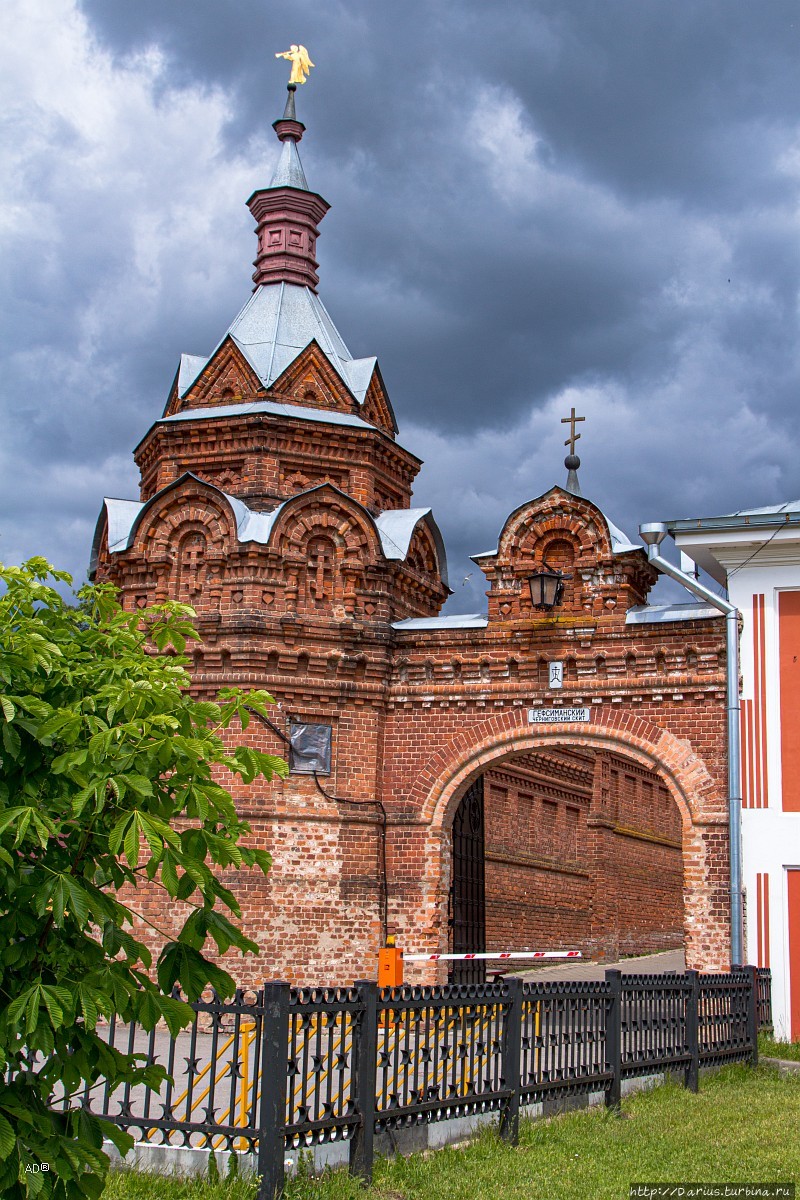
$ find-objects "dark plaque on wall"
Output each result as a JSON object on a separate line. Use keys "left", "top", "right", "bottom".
{"left": 289, "top": 722, "right": 332, "bottom": 774}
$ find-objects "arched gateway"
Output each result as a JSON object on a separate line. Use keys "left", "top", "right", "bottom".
{"left": 91, "top": 84, "right": 732, "bottom": 984}
{"left": 409, "top": 717, "right": 722, "bottom": 982}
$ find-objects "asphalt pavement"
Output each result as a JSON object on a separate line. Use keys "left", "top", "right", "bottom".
{"left": 514, "top": 948, "right": 685, "bottom": 981}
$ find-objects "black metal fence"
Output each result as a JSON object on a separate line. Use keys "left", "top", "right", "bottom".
{"left": 88, "top": 966, "right": 771, "bottom": 1199}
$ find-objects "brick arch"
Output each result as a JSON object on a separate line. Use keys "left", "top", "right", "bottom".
{"left": 406, "top": 708, "right": 728, "bottom": 971}
{"left": 496, "top": 494, "right": 614, "bottom": 564}
{"left": 416, "top": 710, "right": 713, "bottom": 831}
{"left": 132, "top": 492, "right": 233, "bottom": 560}
{"left": 270, "top": 488, "right": 383, "bottom": 564}
{"left": 533, "top": 534, "right": 577, "bottom": 569}
{"left": 406, "top": 525, "right": 438, "bottom": 576}
{"left": 518, "top": 524, "right": 584, "bottom": 568}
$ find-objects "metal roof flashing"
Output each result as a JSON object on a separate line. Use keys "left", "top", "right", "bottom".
{"left": 135, "top": 398, "right": 421, "bottom": 465}
{"left": 626, "top": 601, "right": 722, "bottom": 625}
{"left": 375, "top": 508, "right": 450, "bottom": 589}
{"left": 605, "top": 517, "right": 639, "bottom": 554}
{"left": 668, "top": 508, "right": 800, "bottom": 585}
{"left": 667, "top": 502, "right": 800, "bottom": 534}
{"left": 392, "top": 614, "right": 488, "bottom": 632}
{"left": 164, "top": 398, "right": 372, "bottom": 429}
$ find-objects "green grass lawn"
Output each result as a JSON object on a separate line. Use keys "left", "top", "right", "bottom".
{"left": 104, "top": 1065, "right": 800, "bottom": 1200}
{"left": 759, "top": 1030, "right": 800, "bottom": 1061}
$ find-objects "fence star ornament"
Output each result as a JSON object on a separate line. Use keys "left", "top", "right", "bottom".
{"left": 275, "top": 44, "right": 315, "bottom": 85}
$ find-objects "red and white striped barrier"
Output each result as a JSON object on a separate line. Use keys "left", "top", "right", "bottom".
{"left": 402, "top": 950, "right": 582, "bottom": 962}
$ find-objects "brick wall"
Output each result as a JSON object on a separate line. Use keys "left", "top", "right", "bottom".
{"left": 482, "top": 753, "right": 592, "bottom": 953}
{"left": 96, "top": 393, "right": 733, "bottom": 986}
{"left": 478, "top": 745, "right": 682, "bottom": 961}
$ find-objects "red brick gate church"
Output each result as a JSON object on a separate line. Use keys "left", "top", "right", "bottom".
{"left": 92, "top": 85, "right": 732, "bottom": 984}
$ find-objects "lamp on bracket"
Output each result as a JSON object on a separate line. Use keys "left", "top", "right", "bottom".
{"left": 527, "top": 561, "right": 569, "bottom": 611}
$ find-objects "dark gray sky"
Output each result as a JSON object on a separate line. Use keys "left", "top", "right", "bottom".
{"left": 3, "top": 0, "right": 800, "bottom": 611}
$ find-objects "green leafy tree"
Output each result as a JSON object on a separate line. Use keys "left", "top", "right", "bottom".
{"left": 0, "top": 559, "right": 287, "bottom": 1198}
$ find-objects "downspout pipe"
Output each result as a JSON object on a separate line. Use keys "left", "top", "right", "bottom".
{"left": 638, "top": 522, "right": 743, "bottom": 967}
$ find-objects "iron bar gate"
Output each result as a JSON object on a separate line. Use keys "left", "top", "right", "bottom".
{"left": 449, "top": 777, "right": 486, "bottom": 984}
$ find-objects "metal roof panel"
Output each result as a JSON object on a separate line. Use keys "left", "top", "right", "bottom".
{"left": 605, "top": 516, "right": 639, "bottom": 554}
{"left": 268, "top": 139, "right": 309, "bottom": 190}
{"left": 667, "top": 498, "right": 800, "bottom": 532}
{"left": 344, "top": 356, "right": 377, "bottom": 405}
{"left": 104, "top": 498, "right": 144, "bottom": 553}
{"left": 177, "top": 353, "right": 209, "bottom": 399}
{"left": 625, "top": 602, "right": 721, "bottom": 625}
{"left": 161, "top": 398, "right": 374, "bottom": 430}
{"left": 375, "top": 508, "right": 432, "bottom": 560}
{"left": 175, "top": 284, "right": 385, "bottom": 418}
{"left": 392, "top": 614, "right": 488, "bottom": 631}
{"left": 375, "top": 508, "right": 449, "bottom": 588}
{"left": 222, "top": 283, "right": 358, "bottom": 395}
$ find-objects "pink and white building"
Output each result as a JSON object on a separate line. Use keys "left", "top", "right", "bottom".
{"left": 670, "top": 499, "right": 800, "bottom": 1039}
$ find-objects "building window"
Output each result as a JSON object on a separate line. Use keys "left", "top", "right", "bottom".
{"left": 288, "top": 722, "right": 332, "bottom": 775}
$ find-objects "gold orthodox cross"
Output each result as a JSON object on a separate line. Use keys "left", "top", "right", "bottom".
{"left": 561, "top": 407, "right": 585, "bottom": 454}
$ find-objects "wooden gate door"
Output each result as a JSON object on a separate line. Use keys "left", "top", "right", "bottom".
{"left": 449, "top": 778, "right": 486, "bottom": 983}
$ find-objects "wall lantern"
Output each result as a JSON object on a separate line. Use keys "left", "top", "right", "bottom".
{"left": 528, "top": 563, "right": 568, "bottom": 611}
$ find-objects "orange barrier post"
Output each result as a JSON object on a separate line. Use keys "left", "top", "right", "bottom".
{"left": 378, "top": 934, "right": 404, "bottom": 988}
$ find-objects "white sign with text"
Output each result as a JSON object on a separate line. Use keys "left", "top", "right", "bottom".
{"left": 528, "top": 707, "right": 591, "bottom": 723}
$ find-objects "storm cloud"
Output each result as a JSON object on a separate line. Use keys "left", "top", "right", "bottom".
{"left": 2, "top": 0, "right": 800, "bottom": 611}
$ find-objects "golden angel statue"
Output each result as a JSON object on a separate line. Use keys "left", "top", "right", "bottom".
{"left": 275, "top": 44, "right": 314, "bottom": 85}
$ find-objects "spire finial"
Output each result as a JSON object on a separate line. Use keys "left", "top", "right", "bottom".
{"left": 246, "top": 64, "right": 330, "bottom": 292}
{"left": 274, "top": 44, "right": 315, "bottom": 86}
{"left": 273, "top": 85, "right": 306, "bottom": 147}
{"left": 272, "top": 47, "right": 313, "bottom": 145}
{"left": 561, "top": 406, "right": 585, "bottom": 495}
{"left": 282, "top": 84, "right": 298, "bottom": 121}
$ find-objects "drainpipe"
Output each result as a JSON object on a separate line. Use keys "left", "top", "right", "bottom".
{"left": 638, "top": 522, "right": 743, "bottom": 966}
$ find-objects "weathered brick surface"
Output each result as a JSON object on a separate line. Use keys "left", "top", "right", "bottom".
{"left": 482, "top": 747, "right": 682, "bottom": 961}
{"left": 93, "top": 306, "right": 732, "bottom": 986}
